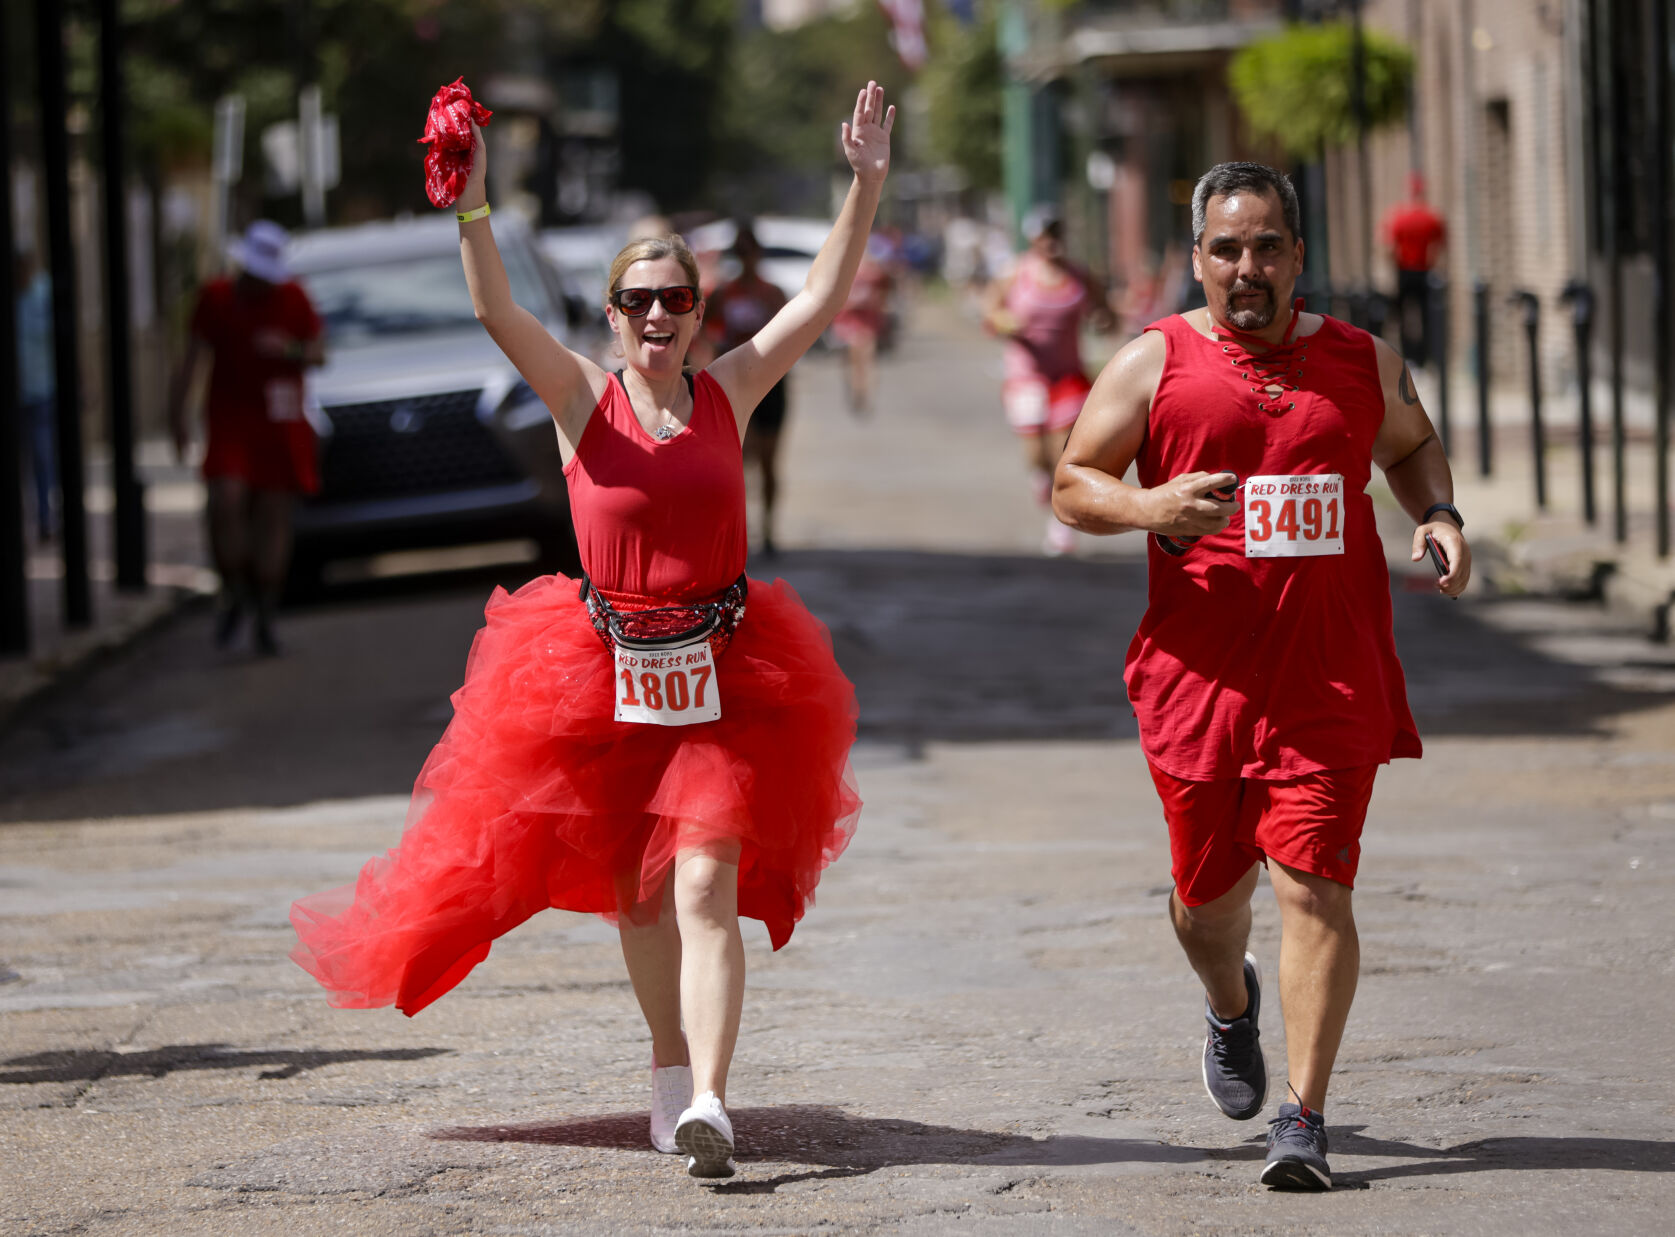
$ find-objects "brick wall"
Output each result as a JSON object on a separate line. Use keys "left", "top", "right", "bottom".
{"left": 1350, "top": 0, "right": 1579, "bottom": 395}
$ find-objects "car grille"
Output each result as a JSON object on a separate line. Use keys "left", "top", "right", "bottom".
{"left": 317, "top": 388, "right": 521, "bottom": 500}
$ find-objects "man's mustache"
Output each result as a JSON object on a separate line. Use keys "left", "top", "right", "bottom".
{"left": 1231, "top": 280, "right": 1273, "bottom": 295}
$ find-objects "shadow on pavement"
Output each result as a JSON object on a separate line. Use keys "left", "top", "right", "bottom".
{"left": 431, "top": 1104, "right": 1214, "bottom": 1189}
{"left": 0, "top": 1042, "right": 450, "bottom": 1085}
{"left": 1330, "top": 1126, "right": 1675, "bottom": 1184}
{"left": 433, "top": 1108, "right": 1675, "bottom": 1193}
{"left": 2, "top": 547, "right": 1672, "bottom": 823}
{"left": 772, "top": 548, "right": 1675, "bottom": 745}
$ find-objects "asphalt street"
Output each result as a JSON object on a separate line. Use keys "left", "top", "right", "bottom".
{"left": 3, "top": 298, "right": 1674, "bottom": 1236}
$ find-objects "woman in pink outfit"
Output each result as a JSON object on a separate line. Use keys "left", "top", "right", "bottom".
{"left": 984, "top": 205, "right": 1114, "bottom": 555}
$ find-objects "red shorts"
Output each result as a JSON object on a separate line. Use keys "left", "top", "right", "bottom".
{"left": 1002, "top": 373, "right": 1090, "bottom": 436}
{"left": 1147, "top": 762, "right": 1379, "bottom": 906}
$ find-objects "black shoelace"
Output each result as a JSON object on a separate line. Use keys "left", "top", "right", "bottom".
{"left": 1208, "top": 1016, "right": 1259, "bottom": 1072}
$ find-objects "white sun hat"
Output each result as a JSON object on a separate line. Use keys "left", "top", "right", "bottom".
{"left": 227, "top": 219, "right": 291, "bottom": 284}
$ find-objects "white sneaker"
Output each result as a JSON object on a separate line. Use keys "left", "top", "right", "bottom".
{"left": 650, "top": 1059, "right": 693, "bottom": 1153}
{"left": 674, "top": 1090, "right": 735, "bottom": 1178}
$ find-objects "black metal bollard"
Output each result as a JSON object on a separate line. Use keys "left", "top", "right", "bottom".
{"left": 1511, "top": 290, "right": 1545, "bottom": 509}
{"left": 1560, "top": 280, "right": 1596, "bottom": 526}
{"left": 1366, "top": 288, "right": 1389, "bottom": 342}
{"left": 1474, "top": 280, "right": 1492, "bottom": 476}
{"left": 1429, "top": 273, "right": 1451, "bottom": 454}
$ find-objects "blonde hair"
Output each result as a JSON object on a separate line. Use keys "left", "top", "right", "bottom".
{"left": 605, "top": 234, "right": 701, "bottom": 306}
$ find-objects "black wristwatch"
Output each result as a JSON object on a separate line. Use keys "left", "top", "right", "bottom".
{"left": 1421, "top": 502, "right": 1464, "bottom": 531}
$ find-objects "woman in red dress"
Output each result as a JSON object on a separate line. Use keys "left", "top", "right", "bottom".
{"left": 290, "top": 82, "right": 895, "bottom": 1181}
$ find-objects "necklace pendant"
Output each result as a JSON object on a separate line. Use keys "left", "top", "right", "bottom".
{"left": 653, "top": 424, "right": 678, "bottom": 441}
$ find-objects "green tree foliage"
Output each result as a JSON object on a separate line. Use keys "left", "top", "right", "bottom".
{"left": 921, "top": 2, "right": 1003, "bottom": 192}
{"left": 1229, "top": 21, "right": 1412, "bottom": 160}
{"left": 599, "top": 0, "right": 736, "bottom": 212}
{"left": 119, "top": 0, "right": 734, "bottom": 218}
{"left": 717, "top": 3, "right": 909, "bottom": 200}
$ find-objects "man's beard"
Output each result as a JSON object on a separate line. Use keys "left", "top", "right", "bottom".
{"left": 1224, "top": 281, "right": 1276, "bottom": 331}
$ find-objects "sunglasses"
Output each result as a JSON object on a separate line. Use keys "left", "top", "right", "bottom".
{"left": 611, "top": 285, "right": 698, "bottom": 317}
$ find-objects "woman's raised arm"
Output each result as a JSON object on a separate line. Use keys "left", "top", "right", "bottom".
{"left": 709, "top": 82, "right": 896, "bottom": 429}
{"left": 454, "top": 123, "right": 606, "bottom": 459}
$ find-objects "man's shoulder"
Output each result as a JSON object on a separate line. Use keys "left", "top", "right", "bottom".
{"left": 1096, "top": 323, "right": 1170, "bottom": 393}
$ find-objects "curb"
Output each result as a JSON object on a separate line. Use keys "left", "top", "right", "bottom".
{"left": 1479, "top": 525, "right": 1675, "bottom": 638}
{"left": 0, "top": 585, "right": 211, "bottom": 731}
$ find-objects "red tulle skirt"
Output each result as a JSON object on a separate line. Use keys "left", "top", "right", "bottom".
{"left": 289, "top": 573, "right": 861, "bottom": 1016}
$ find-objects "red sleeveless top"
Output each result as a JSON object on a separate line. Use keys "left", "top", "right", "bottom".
{"left": 563, "top": 371, "right": 747, "bottom": 602}
{"left": 1125, "top": 312, "right": 1421, "bottom": 780}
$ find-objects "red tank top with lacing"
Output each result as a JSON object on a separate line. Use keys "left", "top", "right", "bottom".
{"left": 563, "top": 370, "right": 747, "bottom": 604}
{"left": 1124, "top": 309, "right": 1421, "bottom": 781}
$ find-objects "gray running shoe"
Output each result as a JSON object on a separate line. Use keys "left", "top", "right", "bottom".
{"left": 1261, "top": 1101, "right": 1331, "bottom": 1190}
{"left": 1201, "top": 952, "right": 1267, "bottom": 1120}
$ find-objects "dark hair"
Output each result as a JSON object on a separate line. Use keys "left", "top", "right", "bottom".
{"left": 1191, "top": 162, "right": 1302, "bottom": 245}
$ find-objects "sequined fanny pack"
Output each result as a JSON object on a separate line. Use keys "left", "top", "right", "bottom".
{"left": 579, "top": 574, "right": 748, "bottom": 656}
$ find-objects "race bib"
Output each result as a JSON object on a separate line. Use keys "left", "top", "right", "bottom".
{"left": 614, "top": 639, "right": 721, "bottom": 726}
{"left": 1244, "top": 474, "right": 1346, "bottom": 558}
{"left": 264, "top": 378, "right": 304, "bottom": 423}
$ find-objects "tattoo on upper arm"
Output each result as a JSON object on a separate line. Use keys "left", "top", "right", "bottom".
{"left": 1398, "top": 364, "right": 1419, "bottom": 406}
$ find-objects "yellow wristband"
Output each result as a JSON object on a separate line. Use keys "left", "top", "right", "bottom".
{"left": 455, "top": 203, "right": 491, "bottom": 223}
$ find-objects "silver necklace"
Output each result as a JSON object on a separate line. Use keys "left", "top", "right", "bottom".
{"left": 652, "top": 424, "right": 679, "bottom": 441}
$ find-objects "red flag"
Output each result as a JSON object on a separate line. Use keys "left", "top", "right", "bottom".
{"left": 418, "top": 78, "right": 493, "bottom": 208}
{"left": 877, "top": 0, "right": 927, "bottom": 71}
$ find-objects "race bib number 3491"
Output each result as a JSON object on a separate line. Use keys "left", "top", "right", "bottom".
{"left": 614, "top": 641, "right": 721, "bottom": 726}
{"left": 1244, "top": 474, "right": 1346, "bottom": 558}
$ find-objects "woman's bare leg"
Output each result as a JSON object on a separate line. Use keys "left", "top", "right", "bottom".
{"left": 618, "top": 873, "right": 689, "bottom": 1068}
{"left": 673, "top": 843, "right": 744, "bottom": 1102}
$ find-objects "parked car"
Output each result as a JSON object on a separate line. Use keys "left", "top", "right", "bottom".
{"left": 686, "top": 215, "right": 903, "bottom": 351}
{"left": 537, "top": 222, "right": 626, "bottom": 365}
{"left": 284, "top": 214, "right": 576, "bottom": 587}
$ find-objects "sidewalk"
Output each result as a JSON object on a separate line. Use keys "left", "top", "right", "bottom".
{"left": 0, "top": 440, "right": 215, "bottom": 724}
{"left": 1410, "top": 365, "right": 1675, "bottom": 637}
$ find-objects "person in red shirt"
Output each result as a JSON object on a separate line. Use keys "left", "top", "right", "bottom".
{"left": 168, "top": 220, "right": 324, "bottom": 655}
{"left": 1054, "top": 162, "right": 1470, "bottom": 1191}
{"left": 1381, "top": 173, "right": 1446, "bottom": 366}
{"left": 290, "top": 81, "right": 895, "bottom": 1183}
{"left": 831, "top": 234, "right": 894, "bottom": 414}
{"left": 705, "top": 223, "right": 790, "bottom": 554}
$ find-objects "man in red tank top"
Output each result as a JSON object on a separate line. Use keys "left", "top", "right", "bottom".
{"left": 1053, "top": 163, "right": 1471, "bottom": 1191}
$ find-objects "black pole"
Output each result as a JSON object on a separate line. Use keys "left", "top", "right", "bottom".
{"left": 1651, "top": 0, "right": 1671, "bottom": 559}
{"left": 0, "top": 3, "right": 30, "bottom": 656}
{"left": 99, "top": 0, "right": 146, "bottom": 592}
{"left": 34, "top": 0, "right": 91, "bottom": 627}
{"left": 1563, "top": 280, "right": 1597, "bottom": 526}
{"left": 1350, "top": 0, "right": 1372, "bottom": 318}
{"left": 1605, "top": 0, "right": 1628, "bottom": 544}
{"left": 1474, "top": 279, "right": 1492, "bottom": 477}
{"left": 1513, "top": 290, "right": 1545, "bottom": 510}
{"left": 1431, "top": 273, "right": 1451, "bottom": 454}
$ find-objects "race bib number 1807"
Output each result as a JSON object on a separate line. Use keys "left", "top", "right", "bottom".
{"left": 1244, "top": 473, "right": 1346, "bottom": 558}
{"left": 614, "top": 640, "right": 721, "bottom": 726}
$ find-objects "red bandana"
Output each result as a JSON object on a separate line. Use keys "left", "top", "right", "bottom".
{"left": 418, "top": 78, "right": 493, "bottom": 208}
